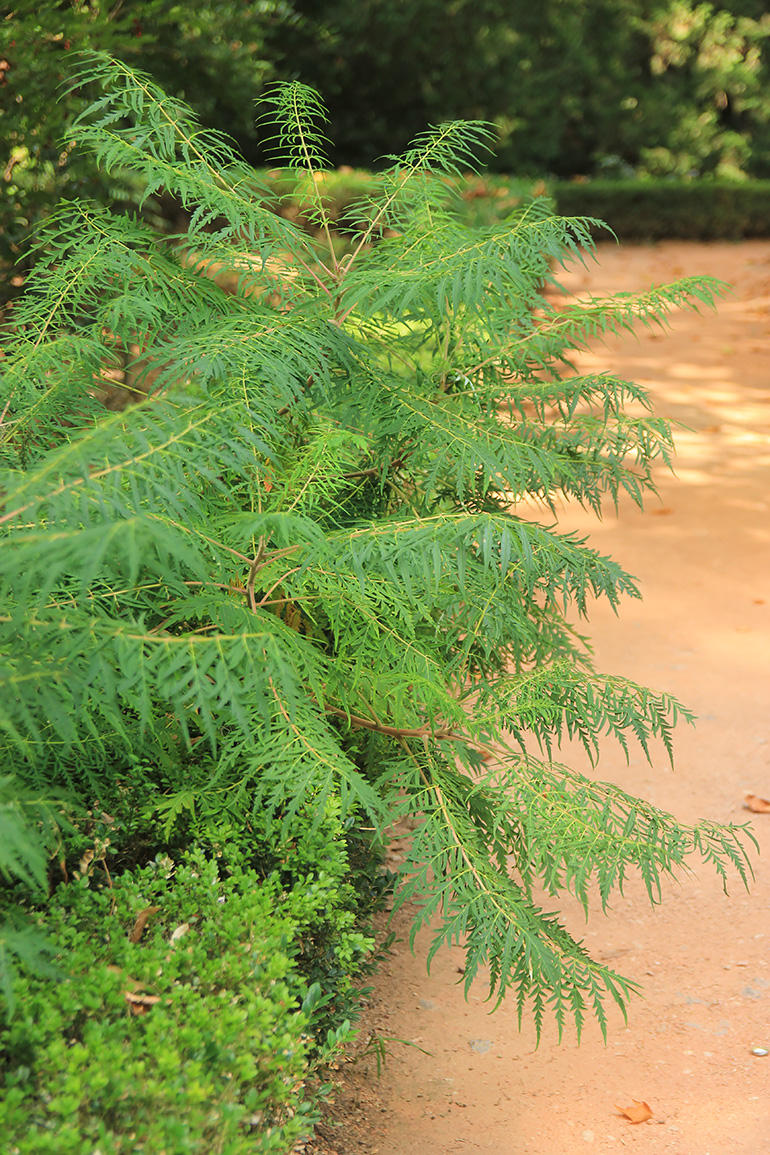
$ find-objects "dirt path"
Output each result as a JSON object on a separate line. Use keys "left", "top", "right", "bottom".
{"left": 312, "top": 241, "right": 770, "bottom": 1155}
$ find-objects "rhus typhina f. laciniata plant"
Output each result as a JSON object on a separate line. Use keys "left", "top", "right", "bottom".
{"left": 0, "top": 54, "right": 755, "bottom": 1038}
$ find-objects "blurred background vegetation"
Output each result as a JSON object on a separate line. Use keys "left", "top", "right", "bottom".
{"left": 3, "top": 0, "right": 770, "bottom": 287}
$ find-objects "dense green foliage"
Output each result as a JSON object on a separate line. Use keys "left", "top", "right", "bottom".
{"left": 270, "top": 0, "right": 770, "bottom": 178}
{"left": 0, "top": 772, "right": 384, "bottom": 1150}
{"left": 2, "top": 51, "right": 756, "bottom": 1050}
{"left": 5, "top": 0, "right": 770, "bottom": 267}
{"left": 1, "top": 850, "right": 358, "bottom": 1154}
{"left": 1, "top": 0, "right": 290, "bottom": 278}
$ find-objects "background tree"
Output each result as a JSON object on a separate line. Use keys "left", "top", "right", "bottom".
{"left": 1, "top": 1, "right": 288, "bottom": 280}
{"left": 633, "top": 1, "right": 770, "bottom": 178}
{"left": 273, "top": 0, "right": 648, "bottom": 173}
{"left": 275, "top": 0, "right": 770, "bottom": 176}
{"left": 4, "top": 0, "right": 770, "bottom": 284}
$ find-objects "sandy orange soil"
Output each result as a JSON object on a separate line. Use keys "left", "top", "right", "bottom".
{"left": 308, "top": 241, "right": 770, "bottom": 1155}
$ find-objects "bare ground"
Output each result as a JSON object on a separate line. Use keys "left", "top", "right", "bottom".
{"left": 308, "top": 240, "right": 770, "bottom": 1155}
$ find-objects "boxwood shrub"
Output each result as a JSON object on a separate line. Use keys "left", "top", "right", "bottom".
{"left": 255, "top": 169, "right": 770, "bottom": 243}
{"left": 552, "top": 178, "right": 770, "bottom": 241}
{"left": 0, "top": 811, "right": 381, "bottom": 1155}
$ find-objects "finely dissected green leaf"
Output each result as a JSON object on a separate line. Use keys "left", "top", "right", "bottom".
{"left": 474, "top": 663, "right": 693, "bottom": 764}
{"left": 0, "top": 918, "right": 62, "bottom": 1017}
{"left": 0, "top": 777, "right": 61, "bottom": 892}
{"left": 0, "top": 780, "right": 64, "bottom": 1015}
{"left": 0, "top": 54, "right": 753, "bottom": 1034}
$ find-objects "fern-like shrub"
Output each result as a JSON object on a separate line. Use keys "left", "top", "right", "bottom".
{"left": 0, "top": 55, "right": 755, "bottom": 1044}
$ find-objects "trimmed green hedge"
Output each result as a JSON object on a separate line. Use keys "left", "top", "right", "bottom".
{"left": 251, "top": 168, "right": 547, "bottom": 237}
{"left": 253, "top": 170, "right": 770, "bottom": 243}
{"left": 0, "top": 807, "right": 385, "bottom": 1155}
{"left": 552, "top": 179, "right": 770, "bottom": 241}
{"left": 8, "top": 169, "right": 764, "bottom": 312}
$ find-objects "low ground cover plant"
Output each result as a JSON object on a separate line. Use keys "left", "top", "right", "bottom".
{"left": 3, "top": 854, "right": 327, "bottom": 1154}
{"left": 0, "top": 795, "right": 381, "bottom": 1152}
{"left": 0, "top": 54, "right": 757, "bottom": 1149}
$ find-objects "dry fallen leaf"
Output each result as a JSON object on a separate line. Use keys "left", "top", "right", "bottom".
{"left": 74, "top": 837, "right": 111, "bottom": 881}
{"left": 616, "top": 1100, "right": 653, "bottom": 1124}
{"left": 123, "top": 989, "right": 162, "bottom": 1016}
{"left": 744, "top": 792, "right": 770, "bottom": 814}
{"left": 169, "top": 922, "right": 190, "bottom": 944}
{"left": 128, "top": 905, "right": 160, "bottom": 943}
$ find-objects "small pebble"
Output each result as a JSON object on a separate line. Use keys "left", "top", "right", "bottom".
{"left": 751, "top": 1046, "right": 769, "bottom": 1057}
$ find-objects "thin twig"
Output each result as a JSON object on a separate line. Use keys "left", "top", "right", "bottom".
{"left": 246, "top": 536, "right": 267, "bottom": 613}
{"left": 251, "top": 546, "right": 302, "bottom": 577}
{"left": 256, "top": 567, "right": 302, "bottom": 607}
{"left": 183, "top": 580, "right": 249, "bottom": 596}
{"left": 322, "top": 701, "right": 499, "bottom": 760}
{"left": 320, "top": 703, "right": 497, "bottom": 749}
{"left": 324, "top": 703, "right": 444, "bottom": 740}
{"left": 0, "top": 391, "right": 15, "bottom": 427}
{"left": 293, "top": 253, "right": 335, "bottom": 297}
{"left": 342, "top": 453, "right": 410, "bottom": 481}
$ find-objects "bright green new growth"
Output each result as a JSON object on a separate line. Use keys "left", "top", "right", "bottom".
{"left": 0, "top": 54, "right": 755, "bottom": 1039}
